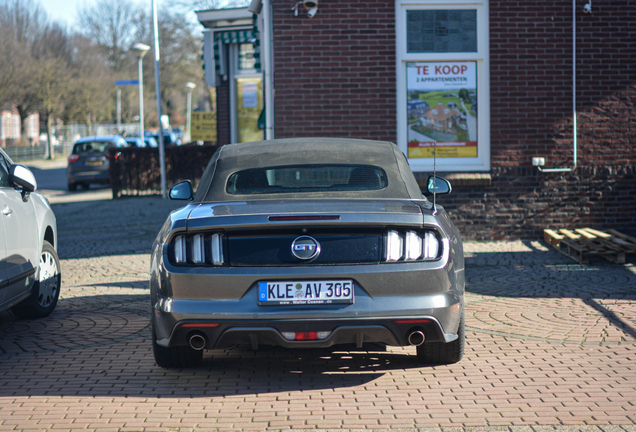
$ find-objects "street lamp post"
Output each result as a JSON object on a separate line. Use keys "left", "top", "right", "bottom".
{"left": 152, "top": 0, "right": 167, "bottom": 198}
{"left": 131, "top": 43, "right": 150, "bottom": 138}
{"left": 184, "top": 82, "right": 196, "bottom": 143}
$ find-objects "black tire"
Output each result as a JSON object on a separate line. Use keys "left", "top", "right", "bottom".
{"left": 416, "top": 311, "right": 465, "bottom": 365}
{"left": 79, "top": 182, "right": 90, "bottom": 190}
{"left": 152, "top": 324, "right": 203, "bottom": 369}
{"left": 67, "top": 182, "right": 77, "bottom": 191}
{"left": 12, "top": 241, "right": 61, "bottom": 319}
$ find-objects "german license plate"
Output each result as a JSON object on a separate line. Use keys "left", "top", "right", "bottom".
{"left": 258, "top": 280, "right": 354, "bottom": 305}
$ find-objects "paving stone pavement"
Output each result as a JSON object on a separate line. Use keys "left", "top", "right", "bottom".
{"left": 0, "top": 173, "right": 635, "bottom": 431}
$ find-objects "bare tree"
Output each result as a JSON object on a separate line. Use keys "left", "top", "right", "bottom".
{"left": 32, "top": 57, "right": 69, "bottom": 158}
{"left": 0, "top": 25, "right": 24, "bottom": 108}
{"left": 63, "top": 35, "right": 114, "bottom": 131}
{"left": 0, "top": 0, "right": 53, "bottom": 140}
{"left": 153, "top": 8, "right": 205, "bottom": 125}
{"left": 172, "top": 0, "right": 250, "bottom": 11}
{"left": 77, "top": 0, "right": 143, "bottom": 73}
{"left": 0, "top": 0, "right": 48, "bottom": 47}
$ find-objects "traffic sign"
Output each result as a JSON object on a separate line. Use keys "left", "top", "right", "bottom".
{"left": 115, "top": 80, "right": 139, "bottom": 86}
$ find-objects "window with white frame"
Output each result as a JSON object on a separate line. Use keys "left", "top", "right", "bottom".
{"left": 396, "top": 0, "right": 490, "bottom": 172}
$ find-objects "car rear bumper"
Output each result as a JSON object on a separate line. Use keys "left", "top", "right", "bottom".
{"left": 153, "top": 313, "right": 460, "bottom": 350}
{"left": 152, "top": 284, "right": 463, "bottom": 348}
{"left": 67, "top": 165, "right": 110, "bottom": 184}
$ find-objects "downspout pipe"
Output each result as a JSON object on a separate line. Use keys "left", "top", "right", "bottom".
{"left": 263, "top": 0, "right": 274, "bottom": 140}
{"left": 251, "top": 0, "right": 274, "bottom": 140}
{"left": 538, "top": 0, "right": 578, "bottom": 173}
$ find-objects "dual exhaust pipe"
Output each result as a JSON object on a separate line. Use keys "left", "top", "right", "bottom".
{"left": 408, "top": 330, "right": 425, "bottom": 346}
{"left": 188, "top": 333, "right": 207, "bottom": 351}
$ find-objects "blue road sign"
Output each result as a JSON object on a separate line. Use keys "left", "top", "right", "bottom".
{"left": 115, "top": 80, "right": 139, "bottom": 86}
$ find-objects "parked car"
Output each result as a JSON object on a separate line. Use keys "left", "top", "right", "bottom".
{"left": 150, "top": 138, "right": 464, "bottom": 368}
{"left": 124, "top": 137, "right": 146, "bottom": 148}
{"left": 66, "top": 135, "right": 127, "bottom": 191}
{"left": 0, "top": 148, "right": 60, "bottom": 319}
{"left": 143, "top": 137, "right": 158, "bottom": 148}
{"left": 171, "top": 127, "right": 183, "bottom": 140}
{"left": 125, "top": 136, "right": 158, "bottom": 148}
{"left": 145, "top": 131, "right": 180, "bottom": 147}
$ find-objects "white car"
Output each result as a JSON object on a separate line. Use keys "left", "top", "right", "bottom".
{"left": 0, "top": 148, "right": 60, "bottom": 319}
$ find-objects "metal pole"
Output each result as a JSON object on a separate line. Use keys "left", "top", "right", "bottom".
{"left": 117, "top": 88, "right": 121, "bottom": 132}
{"left": 186, "top": 88, "right": 192, "bottom": 142}
{"left": 138, "top": 55, "right": 145, "bottom": 138}
{"left": 263, "top": 0, "right": 274, "bottom": 139}
{"left": 152, "top": 0, "right": 167, "bottom": 198}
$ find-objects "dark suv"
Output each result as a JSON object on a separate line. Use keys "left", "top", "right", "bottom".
{"left": 66, "top": 136, "right": 127, "bottom": 191}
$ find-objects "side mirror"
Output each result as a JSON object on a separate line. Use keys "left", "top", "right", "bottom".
{"left": 169, "top": 180, "right": 193, "bottom": 200}
{"left": 426, "top": 176, "right": 452, "bottom": 195}
{"left": 9, "top": 164, "right": 37, "bottom": 192}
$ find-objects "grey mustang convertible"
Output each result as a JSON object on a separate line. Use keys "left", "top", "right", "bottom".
{"left": 150, "top": 138, "right": 464, "bottom": 368}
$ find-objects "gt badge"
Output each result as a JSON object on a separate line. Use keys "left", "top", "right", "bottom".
{"left": 291, "top": 236, "right": 321, "bottom": 261}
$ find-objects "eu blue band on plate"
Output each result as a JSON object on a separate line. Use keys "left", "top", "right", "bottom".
{"left": 258, "top": 282, "right": 267, "bottom": 300}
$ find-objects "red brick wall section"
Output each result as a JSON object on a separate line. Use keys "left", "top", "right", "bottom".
{"left": 267, "top": 0, "right": 636, "bottom": 240}
{"left": 489, "top": 0, "right": 636, "bottom": 168}
{"left": 216, "top": 78, "right": 231, "bottom": 145}
{"left": 439, "top": 165, "right": 636, "bottom": 241}
{"left": 444, "top": 0, "right": 636, "bottom": 240}
{"left": 272, "top": 0, "right": 397, "bottom": 141}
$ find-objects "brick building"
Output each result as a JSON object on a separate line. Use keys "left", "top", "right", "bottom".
{"left": 197, "top": 0, "right": 636, "bottom": 240}
{"left": 0, "top": 105, "right": 40, "bottom": 149}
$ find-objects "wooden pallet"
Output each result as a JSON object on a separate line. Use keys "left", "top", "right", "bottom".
{"left": 543, "top": 228, "right": 636, "bottom": 264}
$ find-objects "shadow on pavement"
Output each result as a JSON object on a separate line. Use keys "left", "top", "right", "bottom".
{"left": 465, "top": 240, "right": 636, "bottom": 298}
{"left": 51, "top": 196, "right": 184, "bottom": 259}
{"left": 0, "top": 338, "right": 425, "bottom": 397}
{"left": 465, "top": 240, "right": 636, "bottom": 342}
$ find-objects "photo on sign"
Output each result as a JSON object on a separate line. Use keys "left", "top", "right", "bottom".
{"left": 406, "top": 61, "right": 477, "bottom": 159}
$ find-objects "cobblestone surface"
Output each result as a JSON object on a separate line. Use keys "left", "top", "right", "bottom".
{"left": 0, "top": 162, "right": 635, "bottom": 431}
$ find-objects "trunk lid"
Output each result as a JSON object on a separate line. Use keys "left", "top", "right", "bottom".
{"left": 186, "top": 199, "right": 428, "bottom": 230}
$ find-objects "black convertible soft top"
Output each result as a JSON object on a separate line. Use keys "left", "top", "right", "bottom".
{"left": 193, "top": 138, "right": 424, "bottom": 203}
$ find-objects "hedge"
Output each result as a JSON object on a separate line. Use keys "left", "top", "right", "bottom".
{"left": 108, "top": 143, "right": 220, "bottom": 198}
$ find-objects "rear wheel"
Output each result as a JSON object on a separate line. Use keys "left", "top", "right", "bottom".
{"left": 152, "top": 324, "right": 203, "bottom": 369}
{"left": 67, "top": 182, "right": 77, "bottom": 191}
{"left": 416, "top": 311, "right": 464, "bottom": 365}
{"left": 12, "top": 241, "right": 61, "bottom": 319}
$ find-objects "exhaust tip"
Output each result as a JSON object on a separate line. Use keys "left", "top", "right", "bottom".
{"left": 408, "top": 330, "right": 425, "bottom": 346}
{"left": 189, "top": 334, "right": 207, "bottom": 351}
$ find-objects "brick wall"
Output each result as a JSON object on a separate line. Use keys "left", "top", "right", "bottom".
{"left": 271, "top": 0, "right": 397, "bottom": 141}
{"left": 267, "top": 0, "right": 636, "bottom": 240}
{"left": 216, "top": 78, "right": 231, "bottom": 145}
{"left": 489, "top": 0, "right": 636, "bottom": 168}
{"left": 438, "top": 165, "right": 636, "bottom": 240}
{"left": 446, "top": 0, "right": 636, "bottom": 240}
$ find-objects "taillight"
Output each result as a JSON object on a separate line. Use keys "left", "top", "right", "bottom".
{"left": 384, "top": 230, "right": 440, "bottom": 262}
{"left": 171, "top": 233, "right": 225, "bottom": 265}
{"left": 68, "top": 154, "right": 79, "bottom": 163}
{"left": 282, "top": 331, "right": 331, "bottom": 341}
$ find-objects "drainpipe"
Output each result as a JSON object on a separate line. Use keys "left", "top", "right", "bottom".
{"left": 251, "top": 0, "right": 275, "bottom": 140}
{"left": 262, "top": 0, "right": 274, "bottom": 140}
{"left": 537, "top": 0, "right": 578, "bottom": 173}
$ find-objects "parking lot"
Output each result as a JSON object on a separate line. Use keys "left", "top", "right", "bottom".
{"left": 0, "top": 159, "right": 635, "bottom": 431}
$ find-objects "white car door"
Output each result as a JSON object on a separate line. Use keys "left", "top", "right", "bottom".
{"left": 0, "top": 159, "right": 10, "bottom": 306}
{"left": 0, "top": 155, "right": 39, "bottom": 305}
{"left": 0, "top": 189, "right": 6, "bottom": 306}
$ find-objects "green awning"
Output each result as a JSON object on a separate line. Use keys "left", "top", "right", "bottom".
{"left": 213, "top": 24, "right": 261, "bottom": 74}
